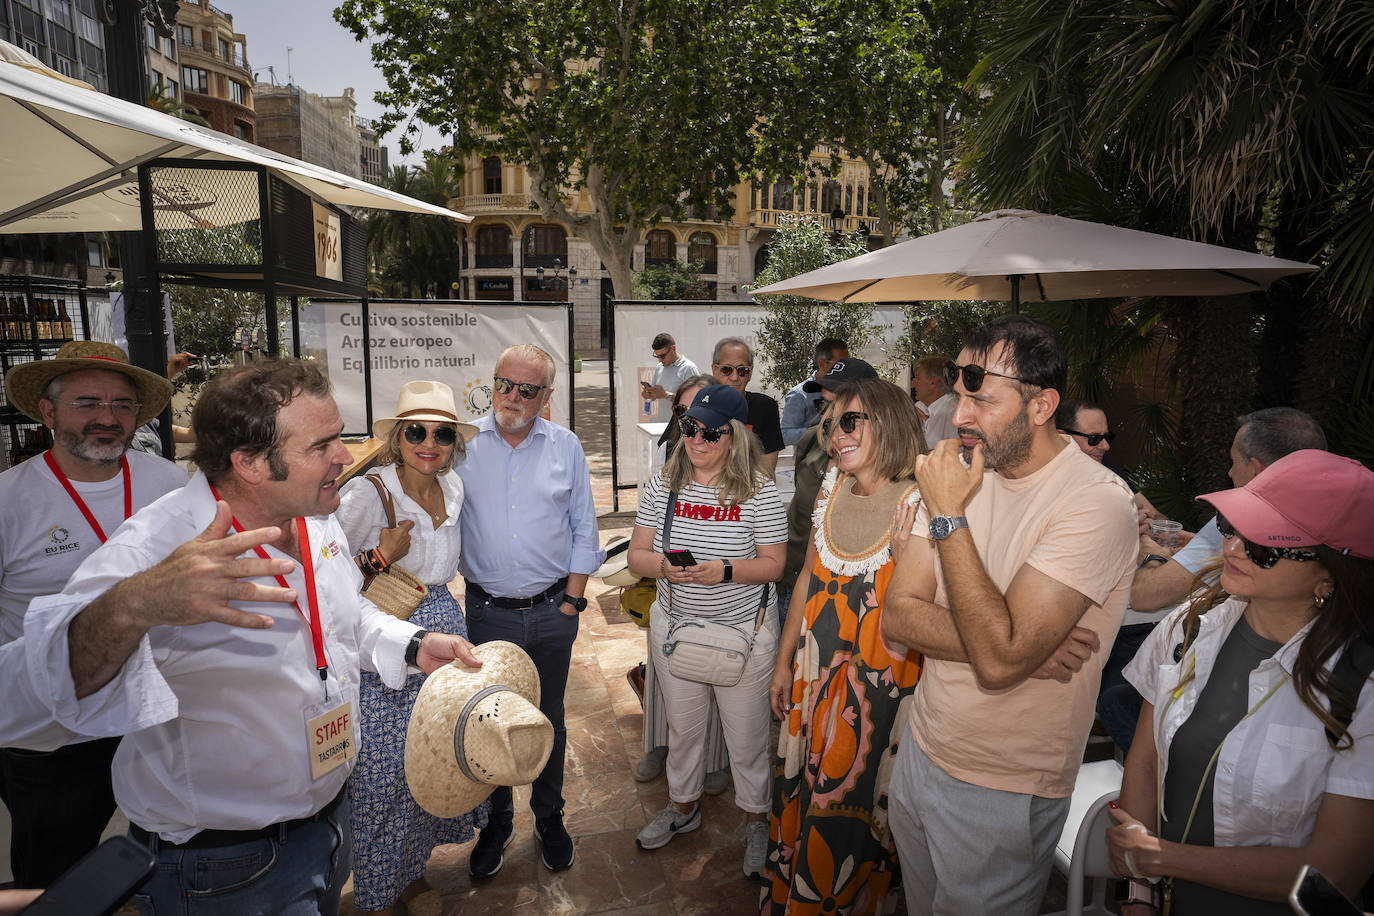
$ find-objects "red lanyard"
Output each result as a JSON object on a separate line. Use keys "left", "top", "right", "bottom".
{"left": 208, "top": 484, "right": 328, "bottom": 681}
{"left": 45, "top": 451, "right": 131, "bottom": 544}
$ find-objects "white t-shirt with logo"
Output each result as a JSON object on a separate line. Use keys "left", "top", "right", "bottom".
{"left": 0, "top": 449, "right": 188, "bottom": 644}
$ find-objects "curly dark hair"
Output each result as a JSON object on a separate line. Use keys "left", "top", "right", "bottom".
{"left": 189, "top": 359, "right": 332, "bottom": 483}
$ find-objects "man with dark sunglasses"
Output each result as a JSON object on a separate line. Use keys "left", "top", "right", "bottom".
{"left": 881, "top": 316, "right": 1138, "bottom": 916}
{"left": 456, "top": 344, "right": 604, "bottom": 878}
{"left": 711, "top": 337, "right": 783, "bottom": 476}
{"left": 641, "top": 332, "right": 699, "bottom": 408}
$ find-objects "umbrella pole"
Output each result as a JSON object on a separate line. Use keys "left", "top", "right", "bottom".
{"left": 1009, "top": 274, "right": 1021, "bottom": 314}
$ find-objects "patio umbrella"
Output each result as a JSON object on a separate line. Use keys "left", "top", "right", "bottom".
{"left": 751, "top": 209, "right": 1316, "bottom": 310}
{"left": 0, "top": 49, "right": 470, "bottom": 233}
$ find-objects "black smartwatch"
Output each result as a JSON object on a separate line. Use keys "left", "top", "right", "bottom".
{"left": 405, "top": 629, "right": 429, "bottom": 667}
{"left": 721, "top": 559, "right": 733, "bottom": 583}
{"left": 564, "top": 594, "right": 588, "bottom": 613}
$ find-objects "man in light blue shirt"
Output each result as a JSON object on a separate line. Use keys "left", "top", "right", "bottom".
{"left": 458, "top": 343, "right": 604, "bottom": 879}
{"left": 780, "top": 337, "right": 848, "bottom": 446}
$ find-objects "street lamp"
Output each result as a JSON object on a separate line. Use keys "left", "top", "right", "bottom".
{"left": 535, "top": 257, "right": 577, "bottom": 299}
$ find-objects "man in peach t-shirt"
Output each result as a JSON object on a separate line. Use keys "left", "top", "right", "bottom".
{"left": 882, "top": 316, "right": 1137, "bottom": 916}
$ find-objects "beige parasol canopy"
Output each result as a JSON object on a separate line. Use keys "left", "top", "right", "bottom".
{"left": 751, "top": 209, "right": 1317, "bottom": 310}
{"left": 0, "top": 45, "right": 470, "bottom": 233}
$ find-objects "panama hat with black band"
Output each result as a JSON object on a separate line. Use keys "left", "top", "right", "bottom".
{"left": 4, "top": 340, "right": 173, "bottom": 427}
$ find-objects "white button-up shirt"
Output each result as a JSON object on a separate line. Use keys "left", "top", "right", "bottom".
{"left": 1125, "top": 597, "right": 1374, "bottom": 848}
{"left": 24, "top": 471, "right": 419, "bottom": 843}
{"left": 335, "top": 464, "right": 463, "bottom": 587}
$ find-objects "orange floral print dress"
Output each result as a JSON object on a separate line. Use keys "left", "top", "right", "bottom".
{"left": 763, "top": 470, "right": 923, "bottom": 916}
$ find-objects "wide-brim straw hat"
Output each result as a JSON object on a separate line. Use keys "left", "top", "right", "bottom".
{"left": 4, "top": 340, "right": 173, "bottom": 426}
{"left": 372, "top": 380, "right": 478, "bottom": 444}
{"left": 405, "top": 640, "right": 553, "bottom": 818}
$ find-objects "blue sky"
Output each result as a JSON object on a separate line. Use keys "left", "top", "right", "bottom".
{"left": 223, "top": 0, "right": 439, "bottom": 166}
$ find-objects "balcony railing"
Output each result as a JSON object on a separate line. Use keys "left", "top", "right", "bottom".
{"left": 749, "top": 207, "right": 871, "bottom": 234}
{"left": 457, "top": 193, "right": 533, "bottom": 211}
{"left": 178, "top": 37, "right": 250, "bottom": 72}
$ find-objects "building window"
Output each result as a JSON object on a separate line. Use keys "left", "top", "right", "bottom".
{"left": 687, "top": 232, "right": 717, "bottom": 274}
{"left": 163, "top": 35, "right": 175, "bottom": 57}
{"left": 182, "top": 67, "right": 208, "bottom": 94}
{"left": 87, "top": 237, "right": 104, "bottom": 267}
{"left": 147, "top": 22, "right": 157, "bottom": 48}
{"left": 233, "top": 121, "right": 251, "bottom": 140}
{"left": 482, "top": 157, "right": 502, "bottom": 195}
{"left": 845, "top": 184, "right": 853, "bottom": 215}
{"left": 821, "top": 180, "right": 841, "bottom": 215}
{"left": 857, "top": 186, "right": 866, "bottom": 218}
{"left": 53, "top": 55, "right": 74, "bottom": 76}
{"left": 644, "top": 229, "right": 675, "bottom": 266}
{"left": 229, "top": 80, "right": 246, "bottom": 105}
{"left": 218, "top": 37, "right": 231, "bottom": 60}
{"left": 523, "top": 224, "right": 567, "bottom": 267}
{"left": 167, "top": 78, "right": 178, "bottom": 99}
{"left": 475, "top": 226, "right": 512, "bottom": 268}
{"left": 178, "top": 24, "right": 193, "bottom": 46}
{"left": 810, "top": 184, "right": 818, "bottom": 212}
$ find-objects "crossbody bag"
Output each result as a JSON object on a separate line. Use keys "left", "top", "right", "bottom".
{"left": 658, "top": 488, "right": 769, "bottom": 687}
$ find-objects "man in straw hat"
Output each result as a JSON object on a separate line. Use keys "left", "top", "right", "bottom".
{"left": 0, "top": 340, "right": 188, "bottom": 889}
{"left": 458, "top": 343, "right": 604, "bottom": 877}
{"left": 22, "top": 358, "right": 481, "bottom": 914}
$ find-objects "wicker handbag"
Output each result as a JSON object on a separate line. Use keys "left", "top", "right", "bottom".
{"left": 358, "top": 475, "right": 427, "bottom": 620}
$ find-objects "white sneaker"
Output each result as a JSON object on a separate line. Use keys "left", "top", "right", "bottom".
{"left": 635, "top": 803, "right": 701, "bottom": 850}
{"left": 743, "top": 820, "right": 768, "bottom": 880}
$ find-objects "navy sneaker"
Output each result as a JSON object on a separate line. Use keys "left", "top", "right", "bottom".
{"left": 535, "top": 814, "right": 575, "bottom": 871}
{"left": 469, "top": 819, "right": 514, "bottom": 879}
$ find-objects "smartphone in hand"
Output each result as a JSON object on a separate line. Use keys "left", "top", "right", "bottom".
{"left": 1288, "top": 865, "right": 1362, "bottom": 916}
{"left": 665, "top": 549, "right": 697, "bottom": 568}
{"left": 20, "top": 836, "right": 156, "bottom": 916}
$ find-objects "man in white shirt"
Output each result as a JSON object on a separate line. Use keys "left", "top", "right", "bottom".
{"left": 911, "top": 355, "right": 957, "bottom": 445}
{"left": 641, "top": 333, "right": 700, "bottom": 406}
{"left": 23, "top": 359, "right": 480, "bottom": 914}
{"left": 0, "top": 341, "right": 188, "bottom": 889}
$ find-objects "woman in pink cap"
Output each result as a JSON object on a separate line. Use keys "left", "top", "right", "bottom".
{"left": 1105, "top": 449, "right": 1374, "bottom": 915}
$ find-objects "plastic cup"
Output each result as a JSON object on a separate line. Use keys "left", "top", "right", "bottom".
{"left": 1150, "top": 519, "right": 1183, "bottom": 551}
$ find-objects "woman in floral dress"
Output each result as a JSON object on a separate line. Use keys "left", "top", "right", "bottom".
{"left": 764, "top": 377, "right": 928, "bottom": 915}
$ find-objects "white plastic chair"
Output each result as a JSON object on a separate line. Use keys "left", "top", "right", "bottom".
{"left": 1043, "top": 758, "right": 1124, "bottom": 916}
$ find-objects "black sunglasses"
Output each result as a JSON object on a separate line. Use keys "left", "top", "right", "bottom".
{"left": 1216, "top": 512, "right": 1320, "bottom": 569}
{"left": 679, "top": 417, "right": 732, "bottom": 443}
{"left": 716, "top": 364, "right": 752, "bottom": 378}
{"left": 1059, "top": 427, "right": 1116, "bottom": 447}
{"left": 944, "top": 360, "right": 1032, "bottom": 393}
{"left": 822, "top": 411, "right": 869, "bottom": 437}
{"left": 404, "top": 423, "right": 457, "bottom": 447}
{"left": 672, "top": 403, "right": 690, "bottom": 418}
{"left": 493, "top": 375, "right": 549, "bottom": 400}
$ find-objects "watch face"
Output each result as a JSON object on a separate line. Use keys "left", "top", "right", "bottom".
{"left": 930, "top": 516, "right": 951, "bottom": 539}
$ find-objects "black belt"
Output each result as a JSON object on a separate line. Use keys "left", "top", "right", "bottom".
{"left": 467, "top": 576, "right": 568, "bottom": 610}
{"left": 129, "top": 787, "right": 346, "bottom": 850}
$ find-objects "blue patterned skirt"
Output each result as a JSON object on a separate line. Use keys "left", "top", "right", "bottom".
{"left": 348, "top": 583, "right": 489, "bottom": 909}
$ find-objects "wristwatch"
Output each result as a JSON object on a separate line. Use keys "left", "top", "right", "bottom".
{"left": 1117, "top": 877, "right": 1160, "bottom": 909}
{"left": 721, "top": 559, "right": 733, "bottom": 582}
{"left": 928, "top": 515, "right": 969, "bottom": 540}
{"left": 564, "top": 594, "right": 588, "bottom": 613}
{"left": 405, "top": 629, "right": 429, "bottom": 667}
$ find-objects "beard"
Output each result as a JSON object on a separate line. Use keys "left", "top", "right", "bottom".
{"left": 56, "top": 421, "right": 131, "bottom": 465}
{"left": 960, "top": 406, "right": 1032, "bottom": 471}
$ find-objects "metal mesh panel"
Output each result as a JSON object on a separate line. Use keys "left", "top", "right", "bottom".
{"left": 150, "top": 165, "right": 263, "bottom": 266}
{"left": 341, "top": 213, "right": 366, "bottom": 286}
{"left": 270, "top": 176, "right": 315, "bottom": 273}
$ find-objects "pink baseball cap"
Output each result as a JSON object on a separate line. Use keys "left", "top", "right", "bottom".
{"left": 1198, "top": 449, "right": 1374, "bottom": 560}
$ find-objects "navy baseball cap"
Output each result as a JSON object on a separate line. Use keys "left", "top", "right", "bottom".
{"left": 802, "top": 357, "right": 878, "bottom": 393}
{"left": 682, "top": 384, "right": 748, "bottom": 428}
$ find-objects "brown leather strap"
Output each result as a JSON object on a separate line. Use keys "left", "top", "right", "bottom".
{"left": 362, "top": 474, "right": 397, "bottom": 528}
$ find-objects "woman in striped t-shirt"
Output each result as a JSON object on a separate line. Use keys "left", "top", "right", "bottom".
{"left": 627, "top": 383, "right": 787, "bottom": 880}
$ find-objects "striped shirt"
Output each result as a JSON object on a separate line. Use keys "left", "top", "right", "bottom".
{"left": 635, "top": 474, "right": 787, "bottom": 626}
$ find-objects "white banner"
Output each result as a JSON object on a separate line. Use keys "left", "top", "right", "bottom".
{"left": 298, "top": 301, "right": 572, "bottom": 434}
{"left": 611, "top": 301, "right": 909, "bottom": 487}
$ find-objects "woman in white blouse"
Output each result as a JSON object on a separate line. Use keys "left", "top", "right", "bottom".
{"left": 1107, "top": 449, "right": 1374, "bottom": 915}
{"left": 335, "top": 380, "right": 478, "bottom": 916}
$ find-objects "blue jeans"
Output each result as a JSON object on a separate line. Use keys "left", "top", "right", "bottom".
{"left": 131, "top": 792, "right": 351, "bottom": 916}
{"left": 465, "top": 589, "right": 579, "bottom": 822}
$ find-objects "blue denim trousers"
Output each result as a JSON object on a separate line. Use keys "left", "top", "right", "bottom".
{"left": 465, "top": 589, "right": 579, "bottom": 822}
{"left": 131, "top": 792, "right": 351, "bottom": 916}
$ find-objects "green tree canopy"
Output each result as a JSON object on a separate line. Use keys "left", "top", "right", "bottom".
{"left": 335, "top": 0, "right": 766, "bottom": 299}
